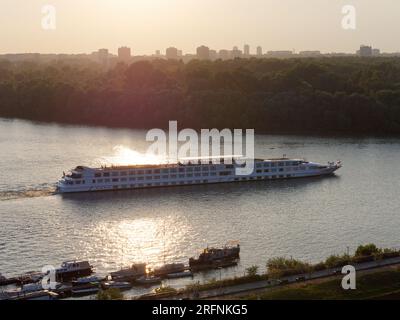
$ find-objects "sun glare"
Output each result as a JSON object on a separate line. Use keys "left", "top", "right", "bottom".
{"left": 98, "top": 145, "right": 167, "bottom": 166}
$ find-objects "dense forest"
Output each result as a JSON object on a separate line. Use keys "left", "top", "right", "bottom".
{"left": 1, "top": 57, "right": 400, "bottom": 135}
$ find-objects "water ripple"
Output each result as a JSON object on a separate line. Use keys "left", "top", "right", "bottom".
{"left": 0, "top": 185, "right": 56, "bottom": 201}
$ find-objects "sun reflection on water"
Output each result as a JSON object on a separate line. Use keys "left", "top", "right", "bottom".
{"left": 82, "top": 215, "right": 191, "bottom": 274}
{"left": 96, "top": 145, "right": 167, "bottom": 166}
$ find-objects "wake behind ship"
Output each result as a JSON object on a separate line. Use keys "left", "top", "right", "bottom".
{"left": 57, "top": 156, "right": 341, "bottom": 193}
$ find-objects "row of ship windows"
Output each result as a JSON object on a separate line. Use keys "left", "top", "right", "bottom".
{"left": 68, "top": 168, "right": 305, "bottom": 185}
{"left": 93, "top": 174, "right": 295, "bottom": 188}
{"left": 93, "top": 162, "right": 304, "bottom": 178}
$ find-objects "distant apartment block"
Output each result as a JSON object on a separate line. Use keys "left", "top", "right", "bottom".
{"left": 372, "top": 48, "right": 381, "bottom": 56}
{"left": 196, "top": 45, "right": 210, "bottom": 60}
{"left": 243, "top": 44, "right": 250, "bottom": 56}
{"left": 209, "top": 49, "right": 217, "bottom": 61}
{"left": 231, "top": 46, "right": 242, "bottom": 59}
{"left": 218, "top": 49, "right": 230, "bottom": 60}
{"left": 299, "top": 50, "right": 321, "bottom": 57}
{"left": 256, "top": 46, "right": 262, "bottom": 57}
{"left": 358, "top": 45, "right": 373, "bottom": 57}
{"left": 97, "top": 48, "right": 109, "bottom": 67}
{"left": 266, "top": 50, "right": 293, "bottom": 58}
{"left": 118, "top": 46, "right": 131, "bottom": 62}
{"left": 182, "top": 54, "right": 197, "bottom": 63}
{"left": 166, "top": 47, "right": 179, "bottom": 60}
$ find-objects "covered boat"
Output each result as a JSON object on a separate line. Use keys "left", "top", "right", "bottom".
{"left": 110, "top": 263, "right": 147, "bottom": 281}
{"left": 55, "top": 260, "right": 93, "bottom": 281}
{"left": 189, "top": 244, "right": 240, "bottom": 270}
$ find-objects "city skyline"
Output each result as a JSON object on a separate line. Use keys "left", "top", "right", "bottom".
{"left": 0, "top": 43, "right": 390, "bottom": 57}
{"left": 1, "top": 44, "right": 392, "bottom": 67}
{"left": 2, "top": 0, "right": 400, "bottom": 55}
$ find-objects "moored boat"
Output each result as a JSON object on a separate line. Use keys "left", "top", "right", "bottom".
{"left": 21, "top": 282, "right": 43, "bottom": 293}
{"left": 71, "top": 275, "right": 101, "bottom": 296}
{"left": 72, "top": 275, "right": 102, "bottom": 286}
{"left": 135, "top": 275, "right": 162, "bottom": 286}
{"left": 55, "top": 260, "right": 93, "bottom": 281}
{"left": 110, "top": 263, "right": 147, "bottom": 281}
{"left": 17, "top": 271, "right": 43, "bottom": 285}
{"left": 153, "top": 263, "right": 186, "bottom": 277}
{"left": 189, "top": 244, "right": 240, "bottom": 271}
{"left": 0, "top": 273, "right": 17, "bottom": 286}
{"left": 166, "top": 271, "right": 193, "bottom": 279}
{"left": 101, "top": 281, "right": 132, "bottom": 291}
{"left": 71, "top": 284, "right": 100, "bottom": 297}
{"left": 14, "top": 290, "right": 59, "bottom": 301}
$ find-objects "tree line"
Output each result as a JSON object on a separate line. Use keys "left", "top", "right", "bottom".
{"left": 1, "top": 57, "right": 400, "bottom": 135}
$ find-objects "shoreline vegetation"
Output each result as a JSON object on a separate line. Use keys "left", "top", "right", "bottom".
{"left": 1, "top": 57, "right": 400, "bottom": 135}
{"left": 181, "top": 244, "right": 399, "bottom": 293}
{"left": 241, "top": 267, "right": 400, "bottom": 300}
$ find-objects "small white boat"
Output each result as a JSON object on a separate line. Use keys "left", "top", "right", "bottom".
{"left": 102, "top": 281, "right": 132, "bottom": 291}
{"left": 135, "top": 276, "right": 162, "bottom": 285}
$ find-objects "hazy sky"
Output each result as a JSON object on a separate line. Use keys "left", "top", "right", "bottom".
{"left": 1, "top": 0, "right": 400, "bottom": 55}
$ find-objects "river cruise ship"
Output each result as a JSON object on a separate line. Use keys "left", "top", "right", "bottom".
{"left": 56, "top": 156, "right": 341, "bottom": 194}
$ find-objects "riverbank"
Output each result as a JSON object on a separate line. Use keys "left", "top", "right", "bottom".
{"left": 135, "top": 244, "right": 400, "bottom": 300}
{"left": 2, "top": 57, "right": 400, "bottom": 135}
{"left": 156, "top": 257, "right": 400, "bottom": 300}
{"left": 237, "top": 265, "right": 400, "bottom": 300}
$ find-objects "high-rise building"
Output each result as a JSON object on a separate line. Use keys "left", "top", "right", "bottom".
{"left": 231, "top": 46, "right": 242, "bottom": 59}
{"left": 256, "top": 46, "right": 262, "bottom": 57}
{"left": 218, "top": 49, "right": 230, "bottom": 60}
{"left": 372, "top": 48, "right": 381, "bottom": 56}
{"left": 299, "top": 50, "right": 321, "bottom": 57}
{"left": 118, "top": 46, "right": 131, "bottom": 62}
{"left": 359, "top": 45, "right": 372, "bottom": 57}
{"left": 196, "top": 45, "right": 210, "bottom": 60}
{"left": 97, "top": 48, "right": 109, "bottom": 68}
{"left": 244, "top": 44, "right": 250, "bottom": 56}
{"left": 209, "top": 50, "right": 217, "bottom": 61}
{"left": 266, "top": 50, "right": 293, "bottom": 58}
{"left": 166, "top": 47, "right": 179, "bottom": 59}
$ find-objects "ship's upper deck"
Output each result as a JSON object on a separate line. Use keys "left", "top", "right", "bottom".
{"left": 72, "top": 156, "right": 307, "bottom": 172}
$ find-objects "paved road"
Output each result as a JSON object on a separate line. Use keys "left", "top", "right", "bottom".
{"left": 169, "top": 256, "right": 400, "bottom": 300}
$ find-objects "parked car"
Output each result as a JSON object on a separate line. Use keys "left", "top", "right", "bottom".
{"left": 295, "top": 276, "right": 306, "bottom": 282}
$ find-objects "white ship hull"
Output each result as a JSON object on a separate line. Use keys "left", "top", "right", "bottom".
{"left": 57, "top": 158, "right": 341, "bottom": 194}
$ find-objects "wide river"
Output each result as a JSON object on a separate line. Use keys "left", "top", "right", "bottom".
{"left": 1, "top": 118, "right": 400, "bottom": 296}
